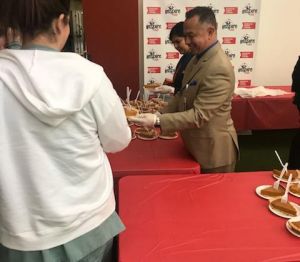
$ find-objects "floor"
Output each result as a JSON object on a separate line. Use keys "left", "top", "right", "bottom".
{"left": 236, "top": 129, "right": 298, "bottom": 172}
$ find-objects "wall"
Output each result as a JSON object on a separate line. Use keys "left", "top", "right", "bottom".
{"left": 253, "top": 0, "right": 300, "bottom": 86}
{"left": 82, "top": 0, "right": 139, "bottom": 97}
{"left": 83, "top": 0, "right": 300, "bottom": 94}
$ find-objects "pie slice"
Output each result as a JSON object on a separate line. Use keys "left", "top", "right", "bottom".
{"left": 124, "top": 106, "right": 139, "bottom": 118}
{"left": 289, "top": 184, "right": 300, "bottom": 195}
{"left": 144, "top": 83, "right": 160, "bottom": 89}
{"left": 260, "top": 186, "right": 284, "bottom": 197}
{"left": 137, "top": 128, "right": 158, "bottom": 140}
{"left": 270, "top": 198, "right": 298, "bottom": 217}
{"left": 288, "top": 220, "right": 300, "bottom": 235}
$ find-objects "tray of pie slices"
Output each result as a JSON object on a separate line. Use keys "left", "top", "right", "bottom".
{"left": 272, "top": 169, "right": 300, "bottom": 183}
{"left": 268, "top": 197, "right": 300, "bottom": 219}
{"left": 286, "top": 217, "right": 300, "bottom": 237}
{"left": 255, "top": 185, "right": 285, "bottom": 200}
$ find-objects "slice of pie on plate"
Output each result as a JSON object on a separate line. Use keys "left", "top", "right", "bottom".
{"left": 137, "top": 128, "right": 158, "bottom": 140}
{"left": 159, "top": 131, "right": 178, "bottom": 140}
{"left": 287, "top": 218, "right": 300, "bottom": 237}
{"left": 273, "top": 169, "right": 299, "bottom": 181}
{"left": 123, "top": 106, "right": 139, "bottom": 118}
{"left": 260, "top": 185, "right": 285, "bottom": 198}
{"left": 144, "top": 83, "right": 160, "bottom": 90}
{"left": 269, "top": 198, "right": 298, "bottom": 217}
{"left": 289, "top": 183, "right": 300, "bottom": 196}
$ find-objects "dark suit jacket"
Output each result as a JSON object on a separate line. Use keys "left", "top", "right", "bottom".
{"left": 160, "top": 42, "right": 239, "bottom": 169}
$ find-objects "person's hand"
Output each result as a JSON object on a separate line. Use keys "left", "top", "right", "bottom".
{"left": 152, "top": 85, "right": 175, "bottom": 94}
{"left": 128, "top": 113, "right": 157, "bottom": 128}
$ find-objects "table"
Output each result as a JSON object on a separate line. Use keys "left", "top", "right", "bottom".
{"left": 232, "top": 86, "right": 300, "bottom": 131}
{"left": 119, "top": 172, "right": 300, "bottom": 262}
{"left": 107, "top": 135, "right": 200, "bottom": 178}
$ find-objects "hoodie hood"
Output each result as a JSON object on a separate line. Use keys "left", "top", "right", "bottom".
{"left": 0, "top": 49, "right": 104, "bottom": 126}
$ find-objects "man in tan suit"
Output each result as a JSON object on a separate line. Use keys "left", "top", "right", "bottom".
{"left": 130, "top": 6, "right": 238, "bottom": 173}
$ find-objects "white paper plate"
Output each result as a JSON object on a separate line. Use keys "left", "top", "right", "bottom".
{"left": 289, "top": 186, "right": 300, "bottom": 198}
{"left": 159, "top": 132, "right": 178, "bottom": 140}
{"left": 255, "top": 185, "right": 284, "bottom": 200}
{"left": 137, "top": 134, "right": 158, "bottom": 140}
{"left": 268, "top": 199, "right": 300, "bottom": 219}
{"left": 286, "top": 218, "right": 300, "bottom": 238}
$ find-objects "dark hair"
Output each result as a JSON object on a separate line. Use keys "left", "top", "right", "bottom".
{"left": 0, "top": 26, "right": 5, "bottom": 37}
{"left": 169, "top": 21, "right": 184, "bottom": 41}
{"left": 0, "top": 0, "right": 70, "bottom": 38}
{"left": 185, "top": 6, "right": 217, "bottom": 29}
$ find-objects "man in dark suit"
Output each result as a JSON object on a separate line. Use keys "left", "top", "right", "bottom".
{"left": 130, "top": 6, "right": 239, "bottom": 173}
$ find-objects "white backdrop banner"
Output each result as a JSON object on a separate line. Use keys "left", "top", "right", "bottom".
{"left": 143, "top": 1, "right": 260, "bottom": 87}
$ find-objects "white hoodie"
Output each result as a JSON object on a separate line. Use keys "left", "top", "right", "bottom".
{"left": 0, "top": 49, "right": 131, "bottom": 250}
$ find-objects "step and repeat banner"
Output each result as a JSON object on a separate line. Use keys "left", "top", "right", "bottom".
{"left": 143, "top": 0, "right": 260, "bottom": 87}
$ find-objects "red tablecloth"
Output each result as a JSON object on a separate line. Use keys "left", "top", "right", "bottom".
{"left": 119, "top": 172, "right": 300, "bottom": 262}
{"left": 232, "top": 86, "right": 300, "bottom": 131}
{"left": 107, "top": 135, "right": 200, "bottom": 178}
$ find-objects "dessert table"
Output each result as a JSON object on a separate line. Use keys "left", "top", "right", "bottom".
{"left": 119, "top": 171, "right": 300, "bottom": 262}
{"left": 232, "top": 86, "right": 299, "bottom": 131}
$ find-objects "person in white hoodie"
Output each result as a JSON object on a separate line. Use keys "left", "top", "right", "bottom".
{"left": 0, "top": 0, "right": 131, "bottom": 261}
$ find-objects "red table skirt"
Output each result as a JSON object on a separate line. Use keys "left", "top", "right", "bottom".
{"left": 232, "top": 86, "right": 300, "bottom": 131}
{"left": 119, "top": 172, "right": 300, "bottom": 262}
{"left": 107, "top": 134, "right": 200, "bottom": 178}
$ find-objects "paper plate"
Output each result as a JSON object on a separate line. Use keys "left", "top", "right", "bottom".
{"left": 289, "top": 186, "right": 300, "bottom": 198}
{"left": 268, "top": 199, "right": 300, "bottom": 219}
{"left": 137, "top": 134, "right": 158, "bottom": 140}
{"left": 255, "top": 185, "right": 284, "bottom": 200}
{"left": 159, "top": 132, "right": 178, "bottom": 140}
{"left": 286, "top": 218, "right": 300, "bottom": 238}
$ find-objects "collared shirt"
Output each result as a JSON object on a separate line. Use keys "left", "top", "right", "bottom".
{"left": 196, "top": 40, "right": 218, "bottom": 60}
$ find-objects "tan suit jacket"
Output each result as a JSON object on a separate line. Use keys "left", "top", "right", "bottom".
{"left": 160, "top": 42, "right": 239, "bottom": 169}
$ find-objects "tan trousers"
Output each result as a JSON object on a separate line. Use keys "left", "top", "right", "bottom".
{"left": 201, "top": 161, "right": 236, "bottom": 174}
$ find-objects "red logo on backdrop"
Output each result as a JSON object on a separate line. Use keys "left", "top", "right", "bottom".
{"left": 186, "top": 7, "right": 195, "bottom": 12}
{"left": 242, "top": 22, "right": 256, "bottom": 29}
{"left": 166, "top": 22, "right": 176, "bottom": 30}
{"left": 222, "top": 37, "right": 236, "bottom": 44}
{"left": 147, "top": 7, "right": 161, "bottom": 14}
{"left": 240, "top": 51, "right": 254, "bottom": 58}
{"left": 238, "top": 80, "right": 251, "bottom": 87}
{"left": 166, "top": 52, "right": 180, "bottom": 59}
{"left": 147, "top": 38, "right": 161, "bottom": 45}
{"left": 224, "top": 7, "right": 238, "bottom": 14}
{"left": 148, "top": 67, "right": 161, "bottom": 73}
